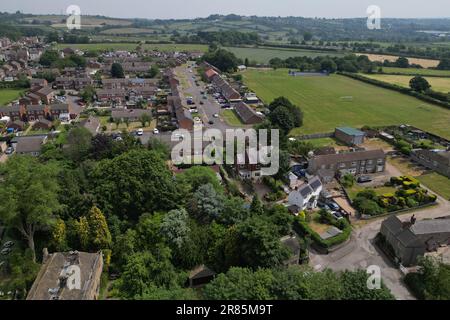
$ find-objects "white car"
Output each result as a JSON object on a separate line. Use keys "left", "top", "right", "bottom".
{"left": 153, "top": 128, "right": 160, "bottom": 134}
{"left": 136, "top": 129, "right": 144, "bottom": 136}
{"left": 213, "top": 113, "right": 219, "bottom": 118}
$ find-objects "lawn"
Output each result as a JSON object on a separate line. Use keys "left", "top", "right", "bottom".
{"left": 417, "top": 173, "right": 450, "bottom": 201}
{"left": 388, "top": 156, "right": 450, "bottom": 200}
{"left": 225, "top": 46, "right": 344, "bottom": 64}
{"left": 221, "top": 109, "right": 244, "bottom": 126}
{"left": 56, "top": 43, "right": 208, "bottom": 52}
{"left": 362, "top": 74, "right": 450, "bottom": 93}
{"left": 346, "top": 185, "right": 398, "bottom": 201}
{"left": 381, "top": 67, "right": 450, "bottom": 77}
{"left": 305, "top": 137, "right": 339, "bottom": 148}
{"left": 243, "top": 68, "right": 450, "bottom": 139}
{"left": 0, "top": 88, "right": 24, "bottom": 105}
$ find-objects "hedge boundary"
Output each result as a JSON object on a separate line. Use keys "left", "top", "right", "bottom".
{"left": 338, "top": 72, "right": 450, "bottom": 110}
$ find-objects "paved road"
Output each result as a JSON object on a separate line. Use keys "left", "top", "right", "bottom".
{"left": 309, "top": 195, "right": 450, "bottom": 300}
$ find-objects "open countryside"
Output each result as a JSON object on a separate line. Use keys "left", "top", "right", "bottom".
{"left": 56, "top": 43, "right": 208, "bottom": 52}
{"left": 362, "top": 74, "right": 450, "bottom": 93}
{"left": 359, "top": 53, "right": 440, "bottom": 68}
{"left": 224, "top": 46, "right": 345, "bottom": 64}
{"left": 381, "top": 67, "right": 450, "bottom": 77}
{"left": 243, "top": 68, "right": 450, "bottom": 138}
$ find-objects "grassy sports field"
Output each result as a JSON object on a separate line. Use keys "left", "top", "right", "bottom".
{"left": 0, "top": 88, "right": 24, "bottom": 105}
{"left": 361, "top": 74, "right": 450, "bottom": 93}
{"left": 224, "top": 46, "right": 344, "bottom": 64}
{"left": 56, "top": 43, "right": 208, "bottom": 52}
{"left": 242, "top": 68, "right": 450, "bottom": 139}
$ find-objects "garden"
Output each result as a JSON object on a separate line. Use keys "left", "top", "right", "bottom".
{"left": 351, "top": 176, "right": 437, "bottom": 218}
{"left": 293, "top": 209, "right": 352, "bottom": 253}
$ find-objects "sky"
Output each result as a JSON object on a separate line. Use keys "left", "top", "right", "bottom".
{"left": 1, "top": 0, "right": 449, "bottom": 19}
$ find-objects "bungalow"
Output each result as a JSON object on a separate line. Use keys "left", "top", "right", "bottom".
{"left": 12, "top": 135, "right": 47, "bottom": 156}
{"left": 111, "top": 108, "right": 153, "bottom": 122}
{"left": 234, "top": 102, "right": 264, "bottom": 124}
{"left": 32, "top": 119, "right": 53, "bottom": 130}
{"left": 288, "top": 176, "right": 323, "bottom": 211}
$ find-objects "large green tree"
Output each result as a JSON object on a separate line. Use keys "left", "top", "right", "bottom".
{"left": 0, "top": 156, "right": 61, "bottom": 261}
{"left": 90, "top": 149, "right": 179, "bottom": 219}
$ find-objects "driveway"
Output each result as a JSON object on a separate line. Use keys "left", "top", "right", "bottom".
{"left": 309, "top": 196, "right": 450, "bottom": 300}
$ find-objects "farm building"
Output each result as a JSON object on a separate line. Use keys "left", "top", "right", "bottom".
{"left": 335, "top": 127, "right": 365, "bottom": 146}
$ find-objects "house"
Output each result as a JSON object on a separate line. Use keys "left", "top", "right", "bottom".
{"left": 411, "top": 149, "right": 450, "bottom": 178}
{"left": 335, "top": 127, "right": 365, "bottom": 146}
{"left": 234, "top": 102, "right": 264, "bottom": 124}
{"left": 27, "top": 250, "right": 103, "bottom": 300}
{"left": 30, "top": 78, "right": 48, "bottom": 89}
{"left": 308, "top": 149, "right": 386, "bottom": 181}
{"left": 0, "top": 105, "right": 26, "bottom": 121}
{"left": 111, "top": 108, "right": 153, "bottom": 122}
{"left": 12, "top": 135, "right": 47, "bottom": 156}
{"left": 288, "top": 176, "right": 323, "bottom": 211}
{"left": 96, "top": 88, "right": 126, "bottom": 104}
{"left": 80, "top": 116, "right": 101, "bottom": 136}
{"left": 380, "top": 215, "right": 450, "bottom": 266}
{"left": 7, "top": 120, "right": 25, "bottom": 131}
{"left": 33, "top": 86, "right": 55, "bottom": 104}
{"left": 55, "top": 76, "right": 93, "bottom": 90}
{"left": 102, "top": 78, "right": 158, "bottom": 90}
{"left": 32, "top": 119, "right": 53, "bottom": 130}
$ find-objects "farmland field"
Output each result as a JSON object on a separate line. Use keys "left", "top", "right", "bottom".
{"left": 225, "top": 46, "right": 344, "bottom": 64}
{"left": 361, "top": 74, "right": 450, "bottom": 93}
{"left": 56, "top": 43, "right": 208, "bottom": 52}
{"left": 0, "top": 89, "right": 24, "bottom": 105}
{"left": 358, "top": 53, "right": 440, "bottom": 68}
{"left": 243, "top": 68, "right": 450, "bottom": 139}
{"left": 417, "top": 173, "right": 450, "bottom": 201}
{"left": 381, "top": 67, "right": 450, "bottom": 77}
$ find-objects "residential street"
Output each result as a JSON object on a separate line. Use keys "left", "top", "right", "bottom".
{"left": 309, "top": 195, "right": 450, "bottom": 300}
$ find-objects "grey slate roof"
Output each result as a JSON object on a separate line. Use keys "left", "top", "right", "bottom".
{"left": 411, "top": 219, "right": 450, "bottom": 235}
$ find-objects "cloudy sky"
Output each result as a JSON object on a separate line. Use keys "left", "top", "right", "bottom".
{"left": 1, "top": 0, "right": 449, "bottom": 19}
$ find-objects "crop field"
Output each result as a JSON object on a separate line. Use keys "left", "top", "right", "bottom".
{"left": 56, "top": 43, "right": 208, "bottom": 52}
{"left": 0, "top": 89, "right": 24, "bottom": 105}
{"left": 362, "top": 74, "right": 450, "bottom": 93}
{"left": 381, "top": 67, "right": 450, "bottom": 77}
{"left": 358, "top": 53, "right": 440, "bottom": 68}
{"left": 224, "top": 46, "right": 344, "bottom": 64}
{"left": 243, "top": 68, "right": 450, "bottom": 139}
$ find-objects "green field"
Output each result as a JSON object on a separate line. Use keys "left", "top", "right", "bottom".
{"left": 362, "top": 74, "right": 450, "bottom": 93}
{"left": 381, "top": 67, "right": 450, "bottom": 77}
{"left": 243, "top": 69, "right": 450, "bottom": 139}
{"left": 221, "top": 109, "right": 244, "bottom": 126}
{"left": 225, "top": 46, "right": 344, "bottom": 64}
{"left": 0, "top": 89, "right": 24, "bottom": 105}
{"left": 56, "top": 43, "right": 208, "bottom": 52}
{"left": 418, "top": 173, "right": 450, "bottom": 200}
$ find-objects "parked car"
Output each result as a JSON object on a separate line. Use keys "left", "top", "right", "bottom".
{"left": 5, "top": 147, "right": 14, "bottom": 155}
{"left": 327, "top": 201, "right": 340, "bottom": 211}
{"left": 213, "top": 113, "right": 219, "bottom": 118}
{"left": 358, "top": 176, "right": 373, "bottom": 183}
{"left": 2, "top": 241, "right": 14, "bottom": 248}
{"left": 331, "top": 211, "right": 344, "bottom": 220}
{"left": 199, "top": 101, "right": 204, "bottom": 105}
{"left": 317, "top": 201, "right": 331, "bottom": 211}
{"left": 1, "top": 247, "right": 11, "bottom": 255}
{"left": 208, "top": 120, "right": 214, "bottom": 125}
{"left": 136, "top": 129, "right": 144, "bottom": 136}
{"left": 153, "top": 128, "right": 159, "bottom": 135}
